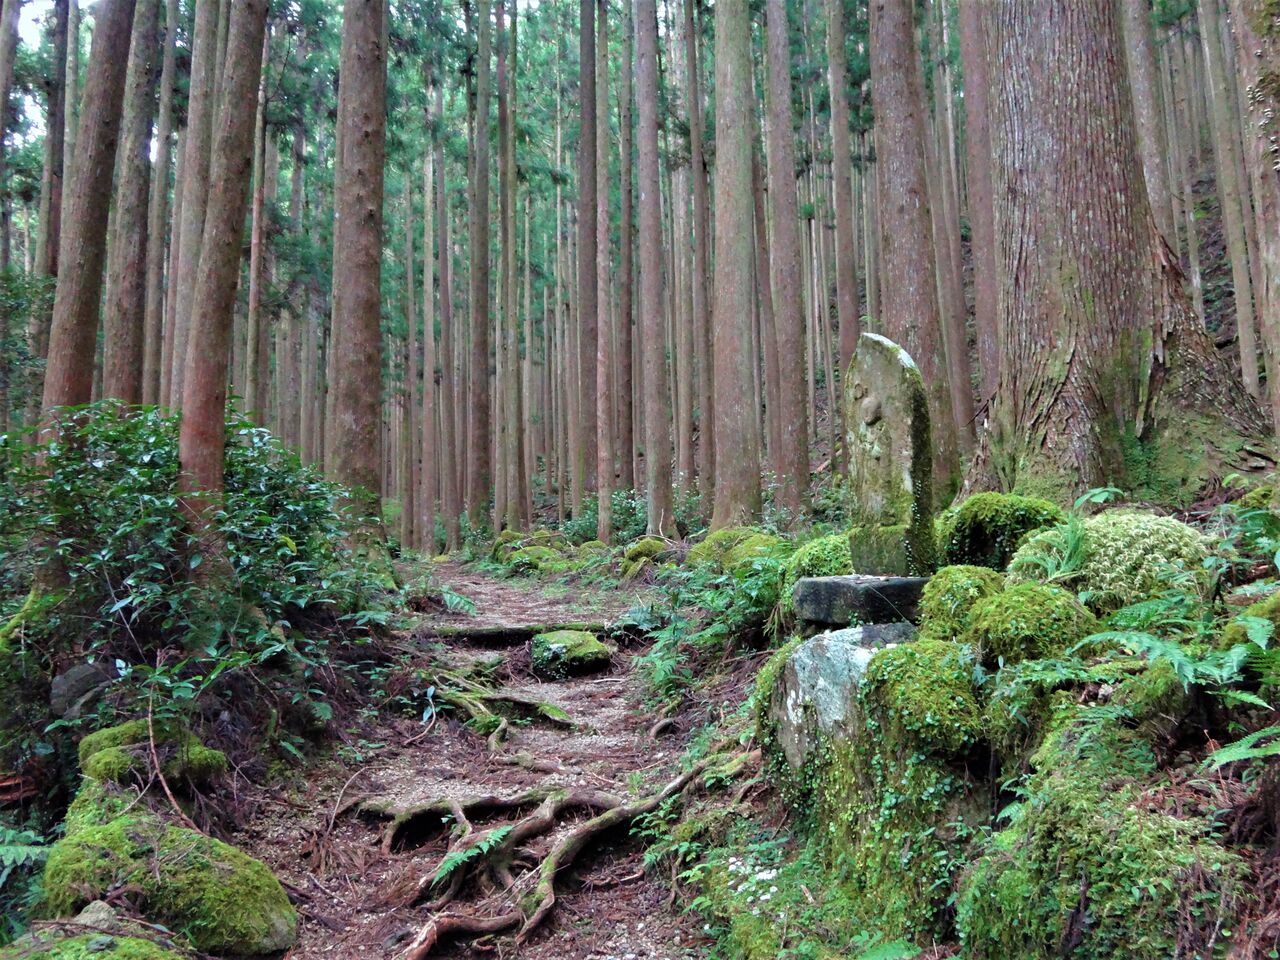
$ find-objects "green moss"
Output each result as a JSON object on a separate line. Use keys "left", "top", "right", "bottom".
{"left": 1238, "top": 483, "right": 1276, "bottom": 512}
{"left": 41, "top": 809, "right": 296, "bottom": 956}
{"left": 780, "top": 534, "right": 853, "bottom": 613}
{"left": 78, "top": 721, "right": 227, "bottom": 785}
{"left": 937, "top": 492, "right": 1065, "bottom": 570}
{"left": 721, "top": 533, "right": 784, "bottom": 577}
{"left": 863, "top": 639, "right": 983, "bottom": 758}
{"left": 957, "top": 707, "right": 1246, "bottom": 959}
{"left": 530, "top": 630, "right": 614, "bottom": 679}
{"left": 965, "top": 583, "right": 1098, "bottom": 665}
{"left": 918, "top": 565, "right": 1005, "bottom": 640}
{"left": 1222, "top": 589, "right": 1280, "bottom": 647}
{"left": 620, "top": 537, "right": 670, "bottom": 580}
{"left": 752, "top": 635, "right": 807, "bottom": 798}
{"left": 848, "top": 524, "right": 915, "bottom": 576}
{"left": 0, "top": 932, "right": 187, "bottom": 959}
{"left": 1008, "top": 511, "right": 1211, "bottom": 615}
{"left": 687, "top": 526, "right": 763, "bottom": 571}
{"left": 505, "top": 544, "right": 566, "bottom": 574}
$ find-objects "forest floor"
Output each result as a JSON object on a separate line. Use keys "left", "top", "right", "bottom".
{"left": 235, "top": 560, "right": 714, "bottom": 960}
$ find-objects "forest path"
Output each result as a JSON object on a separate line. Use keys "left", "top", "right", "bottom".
{"left": 243, "top": 560, "right": 706, "bottom": 960}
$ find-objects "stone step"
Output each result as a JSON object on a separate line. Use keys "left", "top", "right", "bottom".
{"left": 792, "top": 574, "right": 930, "bottom": 627}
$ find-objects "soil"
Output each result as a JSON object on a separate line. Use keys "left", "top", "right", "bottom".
{"left": 233, "top": 561, "right": 712, "bottom": 960}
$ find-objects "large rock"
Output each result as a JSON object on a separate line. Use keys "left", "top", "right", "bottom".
{"left": 530, "top": 630, "right": 614, "bottom": 679}
{"left": 768, "top": 625, "right": 915, "bottom": 772}
{"left": 792, "top": 574, "right": 929, "bottom": 627}
{"left": 50, "top": 661, "right": 115, "bottom": 717}
{"left": 844, "top": 333, "right": 937, "bottom": 574}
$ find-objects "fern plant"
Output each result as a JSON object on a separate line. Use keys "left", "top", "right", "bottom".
{"left": 432, "top": 826, "right": 514, "bottom": 887}
{"left": 1206, "top": 725, "right": 1280, "bottom": 768}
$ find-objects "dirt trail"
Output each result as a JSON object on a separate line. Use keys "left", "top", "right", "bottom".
{"left": 239, "top": 562, "right": 706, "bottom": 960}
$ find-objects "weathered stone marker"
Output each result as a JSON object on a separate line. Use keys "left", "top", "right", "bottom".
{"left": 844, "top": 332, "right": 937, "bottom": 575}
{"left": 791, "top": 575, "right": 928, "bottom": 626}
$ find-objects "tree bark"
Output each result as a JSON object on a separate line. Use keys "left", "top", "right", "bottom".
{"left": 243, "top": 38, "right": 268, "bottom": 424}
{"left": 1121, "top": 0, "right": 1174, "bottom": 243}
{"left": 40, "top": 0, "right": 136, "bottom": 418}
{"left": 709, "top": 0, "right": 760, "bottom": 528}
{"left": 103, "top": 0, "right": 160, "bottom": 405}
{"left": 435, "top": 78, "right": 460, "bottom": 549}
{"left": 178, "top": 0, "right": 268, "bottom": 518}
{"left": 684, "top": 0, "right": 712, "bottom": 493}
{"left": 325, "top": 0, "right": 388, "bottom": 518}
{"left": 468, "top": 0, "right": 493, "bottom": 527}
{"left": 573, "top": 0, "right": 597, "bottom": 518}
{"left": 595, "top": 0, "right": 613, "bottom": 541}
{"left": 826, "top": 0, "right": 859, "bottom": 375}
{"left": 973, "top": 0, "right": 1271, "bottom": 498}
{"left": 142, "top": 0, "right": 177, "bottom": 406}
{"left": 616, "top": 0, "right": 635, "bottom": 492}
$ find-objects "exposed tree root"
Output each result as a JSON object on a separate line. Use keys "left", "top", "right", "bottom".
{"left": 393, "top": 747, "right": 753, "bottom": 958}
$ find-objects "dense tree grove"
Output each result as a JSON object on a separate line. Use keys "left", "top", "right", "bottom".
{"left": 0, "top": 0, "right": 1279, "bottom": 957}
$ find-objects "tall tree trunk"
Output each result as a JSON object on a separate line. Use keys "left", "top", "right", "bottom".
{"left": 826, "top": 0, "right": 859, "bottom": 376}
{"left": 403, "top": 169, "right": 419, "bottom": 547}
{"left": 573, "top": 0, "right": 597, "bottom": 517}
{"left": 684, "top": 0, "right": 712, "bottom": 493}
{"left": 422, "top": 146, "right": 438, "bottom": 551}
{"left": 1122, "top": 0, "right": 1173, "bottom": 242}
{"left": 636, "top": 0, "right": 674, "bottom": 536}
{"left": 595, "top": 0, "right": 613, "bottom": 540}
{"left": 435, "top": 79, "right": 460, "bottom": 549}
{"left": 868, "top": 0, "right": 958, "bottom": 492}
{"left": 973, "top": 0, "right": 1270, "bottom": 498}
{"left": 617, "top": 0, "right": 635, "bottom": 492}
{"left": 178, "top": 0, "right": 268, "bottom": 522}
{"left": 142, "top": 0, "right": 178, "bottom": 406}
{"left": 103, "top": 0, "right": 160, "bottom": 405}
{"left": 0, "top": 0, "right": 20, "bottom": 427}
{"left": 709, "top": 0, "right": 760, "bottom": 527}
{"left": 325, "top": 0, "right": 387, "bottom": 520}
{"left": 166, "top": 0, "right": 219, "bottom": 407}
{"left": 41, "top": 0, "right": 135, "bottom": 418}
{"left": 764, "top": 0, "right": 810, "bottom": 518}
{"left": 244, "top": 39, "right": 267, "bottom": 423}
{"left": 467, "top": 0, "right": 493, "bottom": 526}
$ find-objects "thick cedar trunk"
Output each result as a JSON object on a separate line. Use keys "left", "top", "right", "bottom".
{"left": 167, "top": 0, "right": 219, "bottom": 407}
{"left": 422, "top": 146, "right": 437, "bottom": 551}
{"left": 826, "top": 0, "right": 859, "bottom": 375}
{"left": 684, "top": 0, "right": 712, "bottom": 492}
{"left": 178, "top": 0, "right": 268, "bottom": 513}
{"left": 868, "top": 0, "right": 958, "bottom": 492}
{"left": 435, "top": 79, "right": 460, "bottom": 548}
{"left": 958, "top": 0, "right": 998, "bottom": 402}
{"left": 595, "top": 0, "right": 612, "bottom": 540}
{"left": 751, "top": 149, "right": 782, "bottom": 479}
{"left": 974, "top": 0, "right": 1271, "bottom": 498}
{"left": 103, "top": 0, "right": 160, "bottom": 405}
{"left": 403, "top": 170, "right": 419, "bottom": 548}
{"left": 468, "top": 0, "right": 493, "bottom": 526}
{"left": 617, "top": 2, "right": 635, "bottom": 492}
{"left": 764, "top": 0, "right": 809, "bottom": 518}
{"left": 40, "top": 0, "right": 136, "bottom": 417}
{"left": 574, "top": 0, "right": 597, "bottom": 516}
{"left": 636, "top": 0, "right": 674, "bottom": 537}
{"left": 325, "top": 0, "right": 388, "bottom": 516}
{"left": 709, "top": 0, "right": 760, "bottom": 528}
{"left": 142, "top": 0, "right": 178, "bottom": 406}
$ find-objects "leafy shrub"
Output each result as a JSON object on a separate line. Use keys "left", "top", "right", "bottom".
{"left": 937, "top": 492, "right": 1065, "bottom": 570}
{"left": 1008, "top": 511, "right": 1211, "bottom": 615}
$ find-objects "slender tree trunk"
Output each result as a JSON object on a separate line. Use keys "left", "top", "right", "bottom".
{"left": 869, "top": 0, "right": 958, "bottom": 492}
{"left": 243, "top": 39, "right": 267, "bottom": 423}
{"left": 683, "top": 0, "right": 711, "bottom": 494}
{"left": 467, "top": 0, "right": 493, "bottom": 526}
{"left": 573, "top": 0, "right": 597, "bottom": 518}
{"left": 1122, "top": 0, "right": 1174, "bottom": 242}
{"left": 709, "top": 0, "right": 760, "bottom": 527}
{"left": 178, "top": 0, "right": 268, "bottom": 521}
{"left": 826, "top": 0, "right": 859, "bottom": 375}
{"left": 595, "top": 0, "right": 613, "bottom": 540}
{"left": 41, "top": 0, "right": 136, "bottom": 418}
{"left": 103, "top": 0, "right": 160, "bottom": 405}
{"left": 403, "top": 169, "right": 418, "bottom": 547}
{"left": 436, "top": 79, "right": 460, "bottom": 548}
{"left": 616, "top": 1, "right": 635, "bottom": 492}
{"left": 764, "top": 0, "right": 810, "bottom": 518}
{"left": 972, "top": 0, "right": 1270, "bottom": 497}
{"left": 423, "top": 145, "right": 438, "bottom": 551}
{"left": 325, "top": 0, "right": 388, "bottom": 520}
{"left": 142, "top": 0, "right": 177, "bottom": 406}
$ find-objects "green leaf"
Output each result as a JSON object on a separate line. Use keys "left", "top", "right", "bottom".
{"left": 1235, "top": 614, "right": 1274, "bottom": 650}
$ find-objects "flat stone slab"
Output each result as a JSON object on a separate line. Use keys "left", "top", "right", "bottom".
{"left": 793, "top": 574, "right": 930, "bottom": 626}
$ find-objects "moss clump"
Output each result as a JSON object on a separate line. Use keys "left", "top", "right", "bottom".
{"left": 918, "top": 565, "right": 1005, "bottom": 640}
{"left": 620, "top": 537, "right": 669, "bottom": 580}
{"left": 1238, "top": 483, "right": 1276, "bottom": 513}
{"left": 965, "top": 583, "right": 1098, "bottom": 665}
{"left": 1222, "top": 589, "right": 1280, "bottom": 648}
{"left": 848, "top": 523, "right": 934, "bottom": 577}
{"left": 752, "top": 635, "right": 807, "bottom": 800}
{"left": 530, "top": 630, "right": 614, "bottom": 679}
{"left": 956, "top": 708, "right": 1246, "bottom": 960}
{"left": 1008, "top": 511, "right": 1211, "bottom": 615}
{"left": 492, "top": 528, "right": 569, "bottom": 563}
{"left": 505, "top": 544, "right": 566, "bottom": 575}
{"left": 862, "top": 638, "right": 983, "bottom": 758}
{"left": 686, "top": 526, "right": 763, "bottom": 571}
{"left": 721, "top": 533, "right": 784, "bottom": 577}
{"left": 0, "top": 932, "right": 187, "bottom": 959}
{"left": 78, "top": 720, "right": 227, "bottom": 785}
{"left": 41, "top": 807, "right": 296, "bottom": 956}
{"left": 780, "top": 534, "right": 853, "bottom": 613}
{"left": 937, "top": 492, "right": 1065, "bottom": 570}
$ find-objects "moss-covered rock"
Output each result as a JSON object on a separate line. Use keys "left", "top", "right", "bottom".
{"left": 686, "top": 526, "right": 762, "bottom": 571}
{"left": 505, "top": 544, "right": 566, "bottom": 575}
{"left": 1008, "top": 511, "right": 1211, "bottom": 615}
{"left": 41, "top": 805, "right": 296, "bottom": 956}
{"left": 78, "top": 720, "right": 227, "bottom": 786}
{"left": 847, "top": 523, "right": 934, "bottom": 577}
{"left": 862, "top": 638, "right": 983, "bottom": 758}
{"left": 956, "top": 708, "right": 1246, "bottom": 959}
{"left": 0, "top": 931, "right": 188, "bottom": 959}
{"left": 918, "top": 564, "right": 1005, "bottom": 640}
{"left": 965, "top": 582, "right": 1098, "bottom": 665}
{"left": 530, "top": 630, "right": 614, "bottom": 679}
{"left": 620, "top": 536, "right": 669, "bottom": 580}
{"left": 937, "top": 492, "right": 1065, "bottom": 570}
{"left": 721, "top": 533, "right": 784, "bottom": 577}
{"left": 780, "top": 534, "right": 853, "bottom": 614}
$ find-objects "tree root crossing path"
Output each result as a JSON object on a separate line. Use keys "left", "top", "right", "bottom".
{"left": 241, "top": 562, "right": 717, "bottom": 960}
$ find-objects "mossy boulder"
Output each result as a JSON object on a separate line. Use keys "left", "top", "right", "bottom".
{"left": 492, "top": 528, "right": 569, "bottom": 563}
{"left": 956, "top": 708, "right": 1246, "bottom": 959}
{"left": 1238, "top": 483, "right": 1276, "bottom": 513}
{"left": 1222, "top": 588, "right": 1280, "bottom": 648}
{"left": 686, "top": 526, "right": 763, "bottom": 571}
{"left": 919, "top": 564, "right": 1005, "bottom": 640}
{"left": 781, "top": 534, "right": 853, "bottom": 613}
{"left": 1008, "top": 511, "right": 1211, "bottom": 615}
{"left": 862, "top": 638, "right": 983, "bottom": 759}
{"left": 965, "top": 582, "right": 1098, "bottom": 665}
{"left": 506, "top": 544, "right": 566, "bottom": 575}
{"left": 620, "top": 536, "right": 668, "bottom": 580}
{"left": 41, "top": 804, "right": 297, "bottom": 956}
{"left": 530, "top": 630, "right": 614, "bottom": 679}
{"left": 721, "top": 533, "right": 784, "bottom": 577}
{"left": 0, "top": 931, "right": 187, "bottom": 960}
{"left": 937, "top": 492, "right": 1065, "bottom": 570}
{"left": 78, "top": 720, "right": 227, "bottom": 786}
